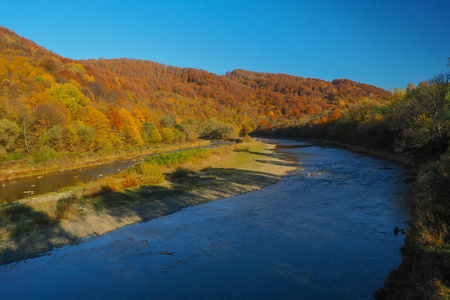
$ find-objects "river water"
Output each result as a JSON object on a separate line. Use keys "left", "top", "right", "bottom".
{"left": 0, "top": 140, "right": 409, "bottom": 299}
{"left": 0, "top": 142, "right": 225, "bottom": 204}
{"left": 0, "top": 157, "right": 146, "bottom": 204}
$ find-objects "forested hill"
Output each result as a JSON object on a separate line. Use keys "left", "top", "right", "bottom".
{"left": 0, "top": 26, "right": 390, "bottom": 156}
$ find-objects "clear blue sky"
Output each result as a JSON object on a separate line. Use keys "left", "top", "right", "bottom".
{"left": 1, "top": 0, "right": 449, "bottom": 91}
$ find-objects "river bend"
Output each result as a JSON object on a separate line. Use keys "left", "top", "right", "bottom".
{"left": 0, "top": 140, "right": 409, "bottom": 299}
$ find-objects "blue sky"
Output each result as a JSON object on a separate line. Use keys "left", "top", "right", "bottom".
{"left": 1, "top": 0, "right": 449, "bottom": 90}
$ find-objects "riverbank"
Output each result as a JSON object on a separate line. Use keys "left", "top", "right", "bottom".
{"left": 255, "top": 133, "right": 450, "bottom": 299}
{"left": 312, "top": 138, "right": 450, "bottom": 299}
{"left": 0, "top": 141, "right": 297, "bottom": 266}
{"left": 0, "top": 139, "right": 211, "bottom": 181}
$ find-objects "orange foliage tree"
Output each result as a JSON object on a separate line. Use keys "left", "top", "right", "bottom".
{"left": 105, "top": 105, "right": 123, "bottom": 130}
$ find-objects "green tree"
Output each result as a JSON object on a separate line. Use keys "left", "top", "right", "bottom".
{"left": 160, "top": 115, "right": 177, "bottom": 128}
{"left": 77, "top": 124, "right": 96, "bottom": 151}
{"left": 40, "top": 125, "right": 63, "bottom": 149}
{"left": 147, "top": 129, "right": 162, "bottom": 144}
{"left": 202, "top": 119, "right": 237, "bottom": 140}
{"left": 142, "top": 122, "right": 156, "bottom": 136}
{"left": 0, "top": 119, "right": 20, "bottom": 152}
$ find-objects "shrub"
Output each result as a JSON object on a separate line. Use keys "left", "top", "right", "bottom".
{"left": 121, "top": 175, "right": 141, "bottom": 188}
{"left": 33, "top": 146, "right": 58, "bottom": 163}
{"left": 202, "top": 119, "right": 238, "bottom": 140}
{"left": 96, "top": 139, "right": 114, "bottom": 154}
{"left": 55, "top": 198, "right": 79, "bottom": 220}
{"left": 126, "top": 162, "right": 165, "bottom": 185}
{"left": 140, "top": 166, "right": 165, "bottom": 184}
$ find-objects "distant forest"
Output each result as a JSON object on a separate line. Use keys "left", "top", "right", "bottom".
{"left": 0, "top": 26, "right": 391, "bottom": 159}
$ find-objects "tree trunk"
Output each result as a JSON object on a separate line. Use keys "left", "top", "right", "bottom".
{"left": 23, "top": 121, "right": 30, "bottom": 153}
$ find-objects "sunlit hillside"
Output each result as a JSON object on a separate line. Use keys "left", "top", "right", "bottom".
{"left": 0, "top": 26, "right": 390, "bottom": 159}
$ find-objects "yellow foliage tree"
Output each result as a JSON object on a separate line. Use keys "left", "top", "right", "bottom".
{"left": 133, "top": 109, "right": 145, "bottom": 128}
{"left": 160, "top": 127, "right": 175, "bottom": 144}
{"left": 27, "top": 92, "right": 53, "bottom": 108}
{"left": 75, "top": 106, "right": 111, "bottom": 142}
{"left": 47, "top": 83, "right": 91, "bottom": 111}
{"left": 119, "top": 107, "right": 144, "bottom": 146}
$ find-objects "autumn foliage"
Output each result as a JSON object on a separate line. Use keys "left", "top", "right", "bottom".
{"left": 0, "top": 26, "right": 391, "bottom": 160}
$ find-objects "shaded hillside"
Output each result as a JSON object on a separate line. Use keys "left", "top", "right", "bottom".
{"left": 0, "top": 26, "right": 391, "bottom": 159}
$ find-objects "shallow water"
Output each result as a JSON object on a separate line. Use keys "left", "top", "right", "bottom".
{"left": 0, "top": 157, "right": 145, "bottom": 204}
{"left": 0, "top": 140, "right": 409, "bottom": 299}
{"left": 0, "top": 142, "right": 226, "bottom": 204}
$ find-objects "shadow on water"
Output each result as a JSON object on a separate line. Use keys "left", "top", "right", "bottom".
{"left": 0, "top": 161, "right": 289, "bottom": 266}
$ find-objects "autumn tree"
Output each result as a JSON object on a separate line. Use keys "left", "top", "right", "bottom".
{"left": 160, "top": 127, "right": 175, "bottom": 144}
{"left": 406, "top": 83, "right": 415, "bottom": 92}
{"left": 32, "top": 100, "right": 69, "bottom": 131}
{"left": 8, "top": 99, "right": 33, "bottom": 153}
{"left": 328, "top": 108, "right": 343, "bottom": 122}
{"left": 202, "top": 119, "right": 237, "bottom": 140}
{"left": 75, "top": 106, "right": 111, "bottom": 142}
{"left": 105, "top": 105, "right": 123, "bottom": 130}
{"left": 118, "top": 107, "right": 144, "bottom": 146}
{"left": 133, "top": 109, "right": 145, "bottom": 127}
{"left": 47, "top": 83, "right": 91, "bottom": 111}
{"left": 39, "top": 56, "right": 58, "bottom": 74}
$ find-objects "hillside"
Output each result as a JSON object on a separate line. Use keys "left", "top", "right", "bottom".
{"left": 0, "top": 26, "right": 390, "bottom": 159}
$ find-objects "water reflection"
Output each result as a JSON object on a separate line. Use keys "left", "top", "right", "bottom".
{"left": 0, "top": 158, "right": 144, "bottom": 204}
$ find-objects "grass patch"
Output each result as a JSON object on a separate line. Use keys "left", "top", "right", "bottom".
{"left": 145, "top": 148, "right": 209, "bottom": 169}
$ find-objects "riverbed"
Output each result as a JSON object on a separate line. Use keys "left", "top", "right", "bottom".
{"left": 0, "top": 140, "right": 409, "bottom": 299}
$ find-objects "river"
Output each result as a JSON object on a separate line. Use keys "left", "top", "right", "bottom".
{"left": 0, "top": 140, "right": 409, "bottom": 299}
{"left": 0, "top": 141, "right": 227, "bottom": 204}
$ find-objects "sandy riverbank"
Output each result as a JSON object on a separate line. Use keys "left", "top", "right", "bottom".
{"left": 0, "top": 143, "right": 297, "bottom": 266}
